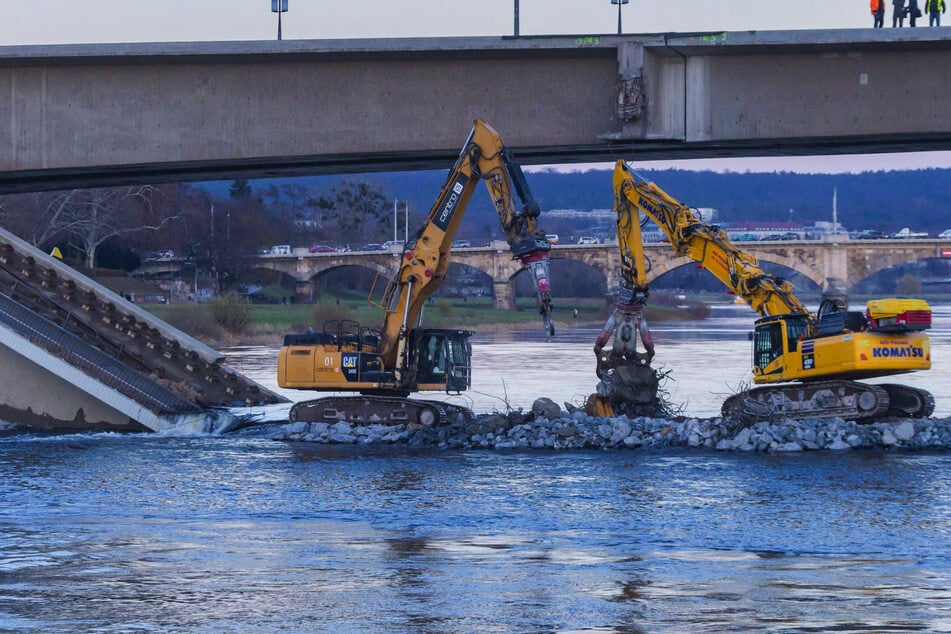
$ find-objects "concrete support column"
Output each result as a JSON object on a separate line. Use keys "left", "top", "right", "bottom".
{"left": 822, "top": 239, "right": 850, "bottom": 292}
{"left": 294, "top": 280, "right": 314, "bottom": 304}
{"left": 492, "top": 280, "right": 516, "bottom": 310}
{"left": 605, "top": 273, "right": 623, "bottom": 305}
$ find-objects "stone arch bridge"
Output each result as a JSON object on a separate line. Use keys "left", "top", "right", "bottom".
{"left": 238, "top": 239, "right": 951, "bottom": 308}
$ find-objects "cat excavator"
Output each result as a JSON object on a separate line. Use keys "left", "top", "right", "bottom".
{"left": 593, "top": 160, "right": 934, "bottom": 424}
{"left": 278, "top": 120, "right": 554, "bottom": 426}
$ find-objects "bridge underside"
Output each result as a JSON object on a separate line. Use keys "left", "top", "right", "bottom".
{"left": 5, "top": 132, "right": 951, "bottom": 194}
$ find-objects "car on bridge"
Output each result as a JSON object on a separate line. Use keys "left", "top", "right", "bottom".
{"left": 451, "top": 240, "right": 472, "bottom": 248}
{"left": 857, "top": 230, "right": 887, "bottom": 240}
{"left": 359, "top": 243, "right": 384, "bottom": 251}
{"left": 939, "top": 229, "right": 951, "bottom": 239}
{"left": 577, "top": 236, "right": 600, "bottom": 245}
{"left": 891, "top": 228, "right": 929, "bottom": 239}
{"left": 309, "top": 245, "right": 333, "bottom": 253}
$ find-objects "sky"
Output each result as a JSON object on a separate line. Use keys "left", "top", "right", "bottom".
{"left": 3, "top": 1, "right": 949, "bottom": 175}
{"left": 0, "top": 1, "right": 882, "bottom": 44}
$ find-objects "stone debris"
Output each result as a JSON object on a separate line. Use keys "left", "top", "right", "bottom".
{"left": 272, "top": 398, "right": 951, "bottom": 452}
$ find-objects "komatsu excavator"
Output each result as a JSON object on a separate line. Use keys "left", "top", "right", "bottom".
{"left": 277, "top": 120, "right": 554, "bottom": 426}
{"left": 596, "top": 160, "right": 934, "bottom": 424}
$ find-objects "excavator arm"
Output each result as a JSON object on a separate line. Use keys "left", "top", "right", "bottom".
{"left": 378, "top": 120, "right": 554, "bottom": 380}
{"left": 613, "top": 161, "right": 811, "bottom": 320}
{"left": 593, "top": 179, "right": 655, "bottom": 374}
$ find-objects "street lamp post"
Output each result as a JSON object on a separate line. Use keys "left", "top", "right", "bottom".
{"left": 611, "top": 0, "right": 629, "bottom": 35}
{"left": 393, "top": 199, "right": 399, "bottom": 243}
{"left": 393, "top": 200, "right": 410, "bottom": 242}
{"left": 514, "top": 0, "right": 520, "bottom": 37}
{"left": 271, "top": 0, "right": 288, "bottom": 40}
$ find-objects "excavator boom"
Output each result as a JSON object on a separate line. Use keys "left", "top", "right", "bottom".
{"left": 614, "top": 163, "right": 810, "bottom": 319}
{"left": 378, "top": 120, "right": 553, "bottom": 375}
{"left": 277, "top": 121, "right": 554, "bottom": 426}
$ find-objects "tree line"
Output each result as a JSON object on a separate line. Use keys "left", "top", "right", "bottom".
{"left": 0, "top": 166, "right": 948, "bottom": 292}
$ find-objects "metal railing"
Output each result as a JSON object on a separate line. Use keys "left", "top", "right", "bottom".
{"left": 0, "top": 293, "right": 199, "bottom": 416}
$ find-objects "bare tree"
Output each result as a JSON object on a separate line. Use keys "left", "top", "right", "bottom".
{"left": 63, "top": 186, "right": 180, "bottom": 268}
{"left": 0, "top": 190, "right": 86, "bottom": 248}
{"left": 314, "top": 180, "right": 392, "bottom": 243}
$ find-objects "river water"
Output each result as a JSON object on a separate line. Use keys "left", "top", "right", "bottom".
{"left": 2, "top": 303, "right": 951, "bottom": 632}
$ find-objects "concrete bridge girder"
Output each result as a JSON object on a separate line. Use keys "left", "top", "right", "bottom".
{"left": 4, "top": 31, "right": 951, "bottom": 193}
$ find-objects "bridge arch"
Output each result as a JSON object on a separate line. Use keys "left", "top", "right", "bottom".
{"left": 849, "top": 252, "right": 942, "bottom": 291}
{"left": 189, "top": 240, "right": 947, "bottom": 307}
{"left": 851, "top": 255, "right": 951, "bottom": 294}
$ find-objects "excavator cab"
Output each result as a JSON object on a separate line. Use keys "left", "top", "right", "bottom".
{"left": 412, "top": 329, "right": 473, "bottom": 392}
{"left": 752, "top": 314, "right": 810, "bottom": 376}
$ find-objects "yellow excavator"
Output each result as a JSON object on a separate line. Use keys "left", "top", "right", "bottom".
{"left": 594, "top": 160, "right": 933, "bottom": 424}
{"left": 278, "top": 120, "right": 554, "bottom": 426}
{"left": 586, "top": 171, "right": 664, "bottom": 418}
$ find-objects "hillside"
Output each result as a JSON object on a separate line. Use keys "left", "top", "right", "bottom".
{"left": 203, "top": 165, "right": 951, "bottom": 241}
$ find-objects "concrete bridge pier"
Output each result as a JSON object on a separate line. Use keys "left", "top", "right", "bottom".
{"left": 492, "top": 280, "right": 516, "bottom": 310}
{"left": 294, "top": 280, "right": 314, "bottom": 304}
{"left": 605, "top": 274, "right": 624, "bottom": 306}
{"left": 820, "top": 239, "right": 851, "bottom": 302}
{"left": 822, "top": 277, "right": 850, "bottom": 305}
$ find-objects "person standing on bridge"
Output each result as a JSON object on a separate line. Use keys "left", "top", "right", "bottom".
{"left": 892, "top": 0, "right": 907, "bottom": 25}
{"left": 926, "top": 0, "right": 946, "bottom": 25}
{"left": 908, "top": 0, "right": 922, "bottom": 25}
{"left": 872, "top": 0, "right": 887, "bottom": 26}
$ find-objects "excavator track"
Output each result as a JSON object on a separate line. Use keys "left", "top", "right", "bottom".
{"left": 721, "top": 380, "right": 891, "bottom": 425}
{"left": 879, "top": 384, "right": 935, "bottom": 418}
{"left": 289, "top": 395, "right": 472, "bottom": 427}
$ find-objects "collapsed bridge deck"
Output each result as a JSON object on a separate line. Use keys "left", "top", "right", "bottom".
{"left": 0, "top": 227, "right": 287, "bottom": 432}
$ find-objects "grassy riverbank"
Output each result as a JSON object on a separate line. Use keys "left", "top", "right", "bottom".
{"left": 144, "top": 293, "right": 713, "bottom": 346}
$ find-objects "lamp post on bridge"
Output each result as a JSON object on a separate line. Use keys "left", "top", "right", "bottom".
{"left": 271, "top": 0, "right": 288, "bottom": 41}
{"left": 514, "top": 0, "right": 520, "bottom": 37}
{"left": 611, "top": 0, "right": 629, "bottom": 35}
{"left": 393, "top": 199, "right": 409, "bottom": 243}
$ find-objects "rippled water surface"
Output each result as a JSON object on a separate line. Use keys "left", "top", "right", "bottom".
{"left": 3, "top": 303, "right": 951, "bottom": 632}
{"left": 4, "top": 438, "right": 951, "bottom": 632}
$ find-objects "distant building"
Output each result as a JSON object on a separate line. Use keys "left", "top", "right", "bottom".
{"left": 804, "top": 221, "right": 849, "bottom": 239}
{"left": 723, "top": 221, "right": 804, "bottom": 240}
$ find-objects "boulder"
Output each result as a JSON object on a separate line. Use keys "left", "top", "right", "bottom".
{"left": 894, "top": 421, "right": 916, "bottom": 442}
{"left": 532, "top": 398, "right": 562, "bottom": 420}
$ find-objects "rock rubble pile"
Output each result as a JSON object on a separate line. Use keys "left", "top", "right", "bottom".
{"left": 273, "top": 398, "right": 951, "bottom": 452}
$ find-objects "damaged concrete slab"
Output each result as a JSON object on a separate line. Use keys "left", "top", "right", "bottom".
{"left": 0, "top": 227, "right": 288, "bottom": 432}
